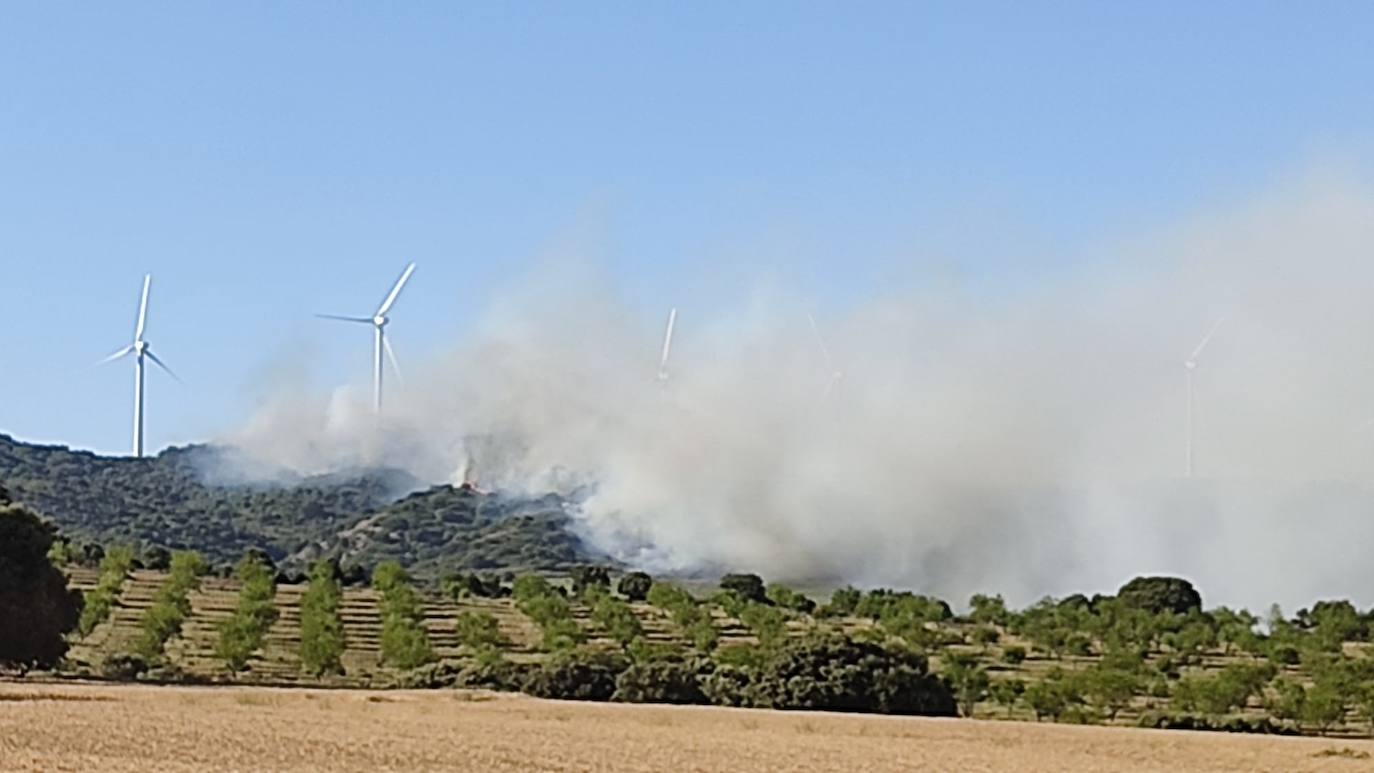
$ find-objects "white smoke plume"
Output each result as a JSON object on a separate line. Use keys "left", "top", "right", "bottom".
{"left": 225, "top": 169, "right": 1374, "bottom": 613}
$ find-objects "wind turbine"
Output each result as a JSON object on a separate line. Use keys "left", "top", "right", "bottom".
{"left": 657, "top": 307, "right": 677, "bottom": 383}
{"left": 100, "top": 274, "right": 179, "bottom": 458}
{"left": 317, "top": 262, "right": 416, "bottom": 414}
{"left": 1184, "top": 317, "right": 1224, "bottom": 479}
{"left": 807, "top": 313, "right": 844, "bottom": 398}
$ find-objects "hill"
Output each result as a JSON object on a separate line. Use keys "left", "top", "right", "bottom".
{"left": 0, "top": 433, "right": 600, "bottom": 577}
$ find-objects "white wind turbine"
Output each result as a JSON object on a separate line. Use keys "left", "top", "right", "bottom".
{"left": 657, "top": 307, "right": 677, "bottom": 383}
{"left": 807, "top": 313, "right": 844, "bottom": 398}
{"left": 100, "top": 274, "right": 179, "bottom": 457}
{"left": 1184, "top": 317, "right": 1224, "bottom": 479}
{"left": 317, "top": 262, "right": 416, "bottom": 414}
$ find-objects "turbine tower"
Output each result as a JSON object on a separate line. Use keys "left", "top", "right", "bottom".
{"left": 100, "top": 274, "right": 179, "bottom": 457}
{"left": 1184, "top": 317, "right": 1224, "bottom": 479}
{"left": 807, "top": 313, "right": 844, "bottom": 398}
{"left": 317, "top": 262, "right": 416, "bottom": 414}
{"left": 657, "top": 307, "right": 677, "bottom": 382}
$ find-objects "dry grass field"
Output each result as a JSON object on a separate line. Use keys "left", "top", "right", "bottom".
{"left": 2, "top": 682, "right": 1372, "bottom": 772}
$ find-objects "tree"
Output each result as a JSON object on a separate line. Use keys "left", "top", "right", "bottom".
{"left": 989, "top": 678, "right": 1026, "bottom": 718}
{"left": 570, "top": 565, "right": 611, "bottom": 598}
{"left": 1303, "top": 676, "right": 1349, "bottom": 735}
{"left": 719, "top": 573, "right": 767, "bottom": 604}
{"left": 1116, "top": 576, "right": 1202, "bottom": 616}
{"left": 766, "top": 584, "right": 816, "bottom": 614}
{"left": 0, "top": 502, "right": 81, "bottom": 670}
{"left": 969, "top": 593, "right": 1010, "bottom": 626}
{"left": 299, "top": 559, "right": 345, "bottom": 676}
{"left": 616, "top": 571, "right": 652, "bottom": 602}
{"left": 942, "top": 653, "right": 989, "bottom": 717}
{"left": 1079, "top": 666, "right": 1138, "bottom": 721}
{"left": 823, "top": 585, "right": 862, "bottom": 617}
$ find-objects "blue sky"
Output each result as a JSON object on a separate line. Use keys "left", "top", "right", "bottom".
{"left": 2, "top": 2, "right": 1372, "bottom": 454}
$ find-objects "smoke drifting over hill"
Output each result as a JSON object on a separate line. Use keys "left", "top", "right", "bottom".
{"left": 226, "top": 172, "right": 1374, "bottom": 612}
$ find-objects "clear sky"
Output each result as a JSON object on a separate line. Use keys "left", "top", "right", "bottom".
{"left": 2, "top": 2, "right": 1372, "bottom": 454}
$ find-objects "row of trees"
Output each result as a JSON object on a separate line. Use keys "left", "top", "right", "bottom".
{"left": 215, "top": 555, "right": 279, "bottom": 671}
{"left": 373, "top": 562, "right": 436, "bottom": 670}
{"left": 299, "top": 560, "right": 346, "bottom": 676}
{"left": 76, "top": 545, "right": 134, "bottom": 636}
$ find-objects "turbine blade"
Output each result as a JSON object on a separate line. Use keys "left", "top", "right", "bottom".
{"left": 658, "top": 308, "right": 677, "bottom": 373}
{"left": 807, "top": 313, "right": 834, "bottom": 370}
{"left": 1189, "top": 317, "right": 1225, "bottom": 362}
{"left": 98, "top": 344, "right": 135, "bottom": 365}
{"left": 135, "top": 274, "right": 151, "bottom": 340}
{"left": 315, "top": 314, "right": 373, "bottom": 324}
{"left": 375, "top": 262, "right": 417, "bottom": 316}
{"left": 145, "top": 349, "right": 181, "bottom": 383}
{"left": 382, "top": 334, "right": 403, "bottom": 385}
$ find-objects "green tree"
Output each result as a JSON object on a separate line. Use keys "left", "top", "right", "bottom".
{"left": 968, "top": 593, "right": 1010, "bottom": 626}
{"left": 1116, "top": 576, "right": 1202, "bottom": 616}
{"left": 0, "top": 499, "right": 81, "bottom": 670}
{"left": 719, "top": 573, "right": 767, "bottom": 604}
{"left": 941, "top": 653, "right": 989, "bottom": 717}
{"left": 1079, "top": 666, "right": 1138, "bottom": 721}
{"left": 77, "top": 544, "right": 135, "bottom": 636}
{"left": 592, "top": 594, "right": 643, "bottom": 648}
{"left": 373, "top": 562, "right": 435, "bottom": 670}
{"left": 989, "top": 678, "right": 1025, "bottom": 718}
{"left": 299, "top": 559, "right": 345, "bottom": 676}
{"left": 616, "top": 571, "right": 652, "bottom": 602}
{"left": 215, "top": 554, "right": 278, "bottom": 671}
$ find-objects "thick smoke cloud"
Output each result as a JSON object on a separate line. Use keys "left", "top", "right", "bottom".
{"left": 225, "top": 171, "right": 1374, "bottom": 613}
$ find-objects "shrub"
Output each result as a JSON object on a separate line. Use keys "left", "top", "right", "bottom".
{"left": 740, "top": 603, "right": 788, "bottom": 649}
{"left": 591, "top": 594, "right": 643, "bottom": 648}
{"left": 822, "top": 585, "right": 862, "bottom": 617}
{"left": 523, "top": 649, "right": 629, "bottom": 702}
{"left": 101, "top": 652, "right": 149, "bottom": 681}
{"left": 454, "top": 610, "right": 506, "bottom": 651}
{"left": 616, "top": 571, "right": 653, "bottom": 602}
{"left": 513, "top": 573, "right": 586, "bottom": 651}
{"left": 766, "top": 584, "right": 817, "bottom": 615}
{"left": 614, "top": 659, "right": 709, "bottom": 704}
{"left": 1001, "top": 645, "right": 1027, "bottom": 665}
{"left": 722, "top": 633, "right": 957, "bottom": 716}
{"left": 570, "top": 565, "right": 611, "bottom": 597}
{"left": 941, "top": 653, "right": 990, "bottom": 717}
{"left": 299, "top": 559, "right": 345, "bottom": 676}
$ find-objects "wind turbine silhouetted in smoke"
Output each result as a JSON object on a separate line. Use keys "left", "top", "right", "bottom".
{"left": 99, "top": 274, "right": 179, "bottom": 458}
{"left": 1184, "top": 317, "right": 1224, "bottom": 479}
{"left": 317, "top": 262, "right": 416, "bottom": 414}
{"left": 657, "top": 307, "right": 677, "bottom": 383}
{"left": 807, "top": 313, "right": 844, "bottom": 399}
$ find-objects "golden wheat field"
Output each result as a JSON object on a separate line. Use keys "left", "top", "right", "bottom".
{"left": 1, "top": 682, "right": 1372, "bottom": 772}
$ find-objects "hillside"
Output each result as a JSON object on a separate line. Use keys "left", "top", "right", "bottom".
{"left": 0, "top": 433, "right": 599, "bottom": 577}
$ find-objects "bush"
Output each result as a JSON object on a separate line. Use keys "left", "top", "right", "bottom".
{"left": 616, "top": 571, "right": 652, "bottom": 602}
{"left": 454, "top": 610, "right": 506, "bottom": 651}
{"left": 101, "top": 652, "right": 149, "bottom": 681}
{"left": 570, "top": 565, "right": 611, "bottom": 597}
{"left": 647, "top": 582, "right": 717, "bottom": 651}
{"left": 299, "top": 560, "right": 346, "bottom": 676}
{"left": 710, "top": 633, "right": 957, "bottom": 716}
{"left": 740, "top": 603, "right": 788, "bottom": 649}
{"left": 592, "top": 594, "right": 643, "bottom": 648}
{"left": 513, "top": 573, "right": 586, "bottom": 651}
{"left": 766, "top": 584, "right": 816, "bottom": 615}
{"left": 1001, "top": 645, "right": 1028, "bottom": 665}
{"left": 822, "top": 585, "right": 861, "bottom": 617}
{"left": 613, "top": 659, "right": 708, "bottom": 704}
{"left": 523, "top": 649, "right": 629, "bottom": 702}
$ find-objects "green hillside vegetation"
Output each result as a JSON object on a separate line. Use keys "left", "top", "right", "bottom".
{"left": 0, "top": 434, "right": 597, "bottom": 578}
{"left": 40, "top": 553, "right": 1374, "bottom": 737}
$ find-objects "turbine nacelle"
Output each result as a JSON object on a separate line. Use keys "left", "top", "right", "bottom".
{"left": 373, "top": 315, "right": 388, "bottom": 328}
